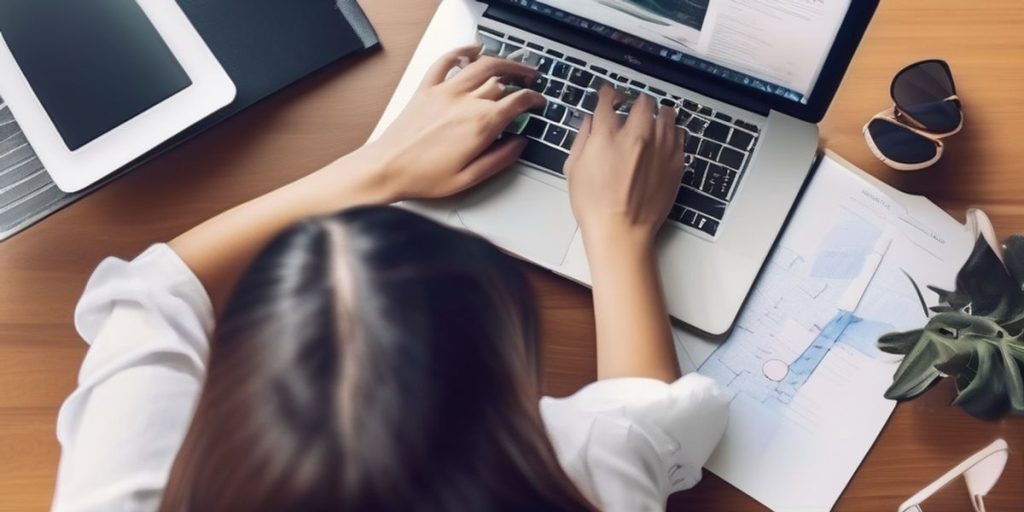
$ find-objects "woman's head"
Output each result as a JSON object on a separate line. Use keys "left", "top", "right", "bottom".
{"left": 161, "top": 206, "right": 591, "bottom": 511}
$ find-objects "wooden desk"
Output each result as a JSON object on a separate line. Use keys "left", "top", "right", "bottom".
{"left": 1, "top": 1, "right": 1022, "bottom": 510}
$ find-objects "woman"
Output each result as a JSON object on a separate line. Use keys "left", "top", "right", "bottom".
{"left": 52, "top": 46, "right": 728, "bottom": 511}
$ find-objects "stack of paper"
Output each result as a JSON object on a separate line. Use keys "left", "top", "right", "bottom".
{"left": 676, "top": 153, "right": 979, "bottom": 511}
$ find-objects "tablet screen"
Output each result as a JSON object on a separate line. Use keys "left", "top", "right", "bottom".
{"left": 0, "top": 0, "right": 192, "bottom": 151}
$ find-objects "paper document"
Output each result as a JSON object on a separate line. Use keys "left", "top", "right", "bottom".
{"left": 675, "top": 153, "right": 977, "bottom": 511}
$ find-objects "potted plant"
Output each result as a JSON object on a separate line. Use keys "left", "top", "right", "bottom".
{"left": 879, "top": 226, "right": 1024, "bottom": 419}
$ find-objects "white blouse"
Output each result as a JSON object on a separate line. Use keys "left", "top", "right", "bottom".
{"left": 52, "top": 244, "right": 729, "bottom": 512}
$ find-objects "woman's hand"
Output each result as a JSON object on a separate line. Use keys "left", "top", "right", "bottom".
{"left": 565, "top": 85, "right": 686, "bottom": 383}
{"left": 173, "top": 45, "right": 545, "bottom": 313}
{"left": 565, "top": 86, "right": 686, "bottom": 247}
{"left": 351, "top": 44, "right": 547, "bottom": 202}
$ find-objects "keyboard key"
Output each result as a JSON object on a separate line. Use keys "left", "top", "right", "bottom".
{"left": 480, "top": 34, "right": 502, "bottom": 56}
{"left": 676, "top": 109, "right": 692, "bottom": 126}
{"left": 562, "top": 130, "right": 577, "bottom": 149}
{"left": 684, "top": 134, "right": 700, "bottom": 154}
{"left": 479, "top": 26, "right": 505, "bottom": 37}
{"left": 670, "top": 204, "right": 685, "bottom": 221}
{"left": 686, "top": 117, "right": 708, "bottom": 135}
{"left": 527, "top": 42, "right": 544, "bottom": 51}
{"left": 735, "top": 120, "right": 760, "bottom": 133}
{"left": 660, "top": 97, "right": 676, "bottom": 108}
{"left": 715, "top": 112, "right": 733, "bottom": 122}
{"left": 681, "top": 169, "right": 696, "bottom": 187}
{"left": 566, "top": 110, "right": 586, "bottom": 130}
{"left": 536, "top": 57, "right": 555, "bottom": 75}
{"left": 507, "top": 35, "right": 525, "bottom": 44}
{"left": 581, "top": 91, "right": 599, "bottom": 112}
{"left": 566, "top": 56, "right": 586, "bottom": 66}
{"left": 697, "top": 139, "right": 721, "bottom": 160}
{"left": 682, "top": 100, "right": 699, "bottom": 112}
{"left": 546, "top": 49, "right": 564, "bottom": 58}
{"left": 727, "top": 129, "right": 755, "bottom": 150}
{"left": 562, "top": 86, "right": 584, "bottom": 106}
{"left": 676, "top": 188, "right": 726, "bottom": 220}
{"left": 568, "top": 68, "right": 594, "bottom": 88}
{"left": 682, "top": 209, "right": 697, "bottom": 225}
{"left": 694, "top": 214, "right": 720, "bottom": 236}
{"left": 544, "top": 102, "right": 566, "bottom": 123}
{"left": 589, "top": 76, "right": 609, "bottom": 92}
{"left": 552, "top": 62, "right": 572, "bottom": 79}
{"left": 545, "top": 125, "right": 567, "bottom": 145}
{"left": 544, "top": 80, "right": 566, "bottom": 99}
{"left": 529, "top": 76, "right": 549, "bottom": 93}
{"left": 719, "top": 147, "right": 745, "bottom": 170}
{"left": 610, "top": 73, "right": 629, "bottom": 83}
{"left": 701, "top": 164, "right": 736, "bottom": 201}
{"left": 698, "top": 106, "right": 713, "bottom": 116}
{"left": 590, "top": 65, "right": 608, "bottom": 74}
{"left": 499, "top": 44, "right": 520, "bottom": 58}
{"left": 649, "top": 86, "right": 667, "bottom": 96}
{"left": 692, "top": 158, "right": 709, "bottom": 175}
{"left": 629, "top": 79, "right": 648, "bottom": 89}
{"left": 704, "top": 121, "right": 731, "bottom": 143}
{"left": 512, "top": 49, "right": 543, "bottom": 68}
{"left": 521, "top": 140, "right": 569, "bottom": 174}
{"left": 523, "top": 117, "right": 547, "bottom": 139}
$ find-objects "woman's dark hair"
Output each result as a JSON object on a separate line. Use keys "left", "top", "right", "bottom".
{"left": 160, "top": 206, "right": 593, "bottom": 511}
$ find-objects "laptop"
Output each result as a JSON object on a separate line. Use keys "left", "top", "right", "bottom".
{"left": 376, "top": 0, "right": 879, "bottom": 335}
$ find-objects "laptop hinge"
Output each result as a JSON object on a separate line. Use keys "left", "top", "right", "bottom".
{"left": 483, "top": 4, "right": 771, "bottom": 117}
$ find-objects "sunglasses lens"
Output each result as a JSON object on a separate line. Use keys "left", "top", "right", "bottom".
{"left": 867, "top": 119, "right": 939, "bottom": 166}
{"left": 893, "top": 61, "right": 961, "bottom": 132}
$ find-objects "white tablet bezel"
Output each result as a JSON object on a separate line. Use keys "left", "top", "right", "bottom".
{"left": 0, "top": 0, "right": 236, "bottom": 192}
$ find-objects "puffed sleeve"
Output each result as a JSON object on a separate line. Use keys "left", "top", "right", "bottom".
{"left": 540, "top": 374, "right": 730, "bottom": 512}
{"left": 51, "top": 244, "right": 214, "bottom": 512}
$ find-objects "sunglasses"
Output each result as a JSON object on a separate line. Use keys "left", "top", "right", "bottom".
{"left": 898, "top": 439, "right": 1009, "bottom": 512}
{"left": 863, "top": 60, "right": 963, "bottom": 171}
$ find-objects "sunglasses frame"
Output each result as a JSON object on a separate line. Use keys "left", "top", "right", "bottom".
{"left": 897, "top": 439, "right": 1009, "bottom": 512}
{"left": 864, "top": 59, "right": 963, "bottom": 171}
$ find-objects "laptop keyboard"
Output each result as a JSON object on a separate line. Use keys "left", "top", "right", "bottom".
{"left": 479, "top": 26, "right": 762, "bottom": 238}
{"left": 0, "top": 101, "right": 76, "bottom": 242}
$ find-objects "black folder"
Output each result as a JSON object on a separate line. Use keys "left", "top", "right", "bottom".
{"left": 177, "top": 0, "right": 379, "bottom": 132}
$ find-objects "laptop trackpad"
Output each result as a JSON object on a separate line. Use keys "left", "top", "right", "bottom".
{"left": 453, "top": 169, "right": 577, "bottom": 266}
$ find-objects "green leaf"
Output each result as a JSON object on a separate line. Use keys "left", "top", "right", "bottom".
{"left": 950, "top": 341, "right": 1010, "bottom": 419}
{"left": 878, "top": 329, "right": 923, "bottom": 355}
{"left": 885, "top": 336, "right": 944, "bottom": 400}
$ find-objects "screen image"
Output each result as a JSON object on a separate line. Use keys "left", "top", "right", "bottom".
{"left": 500, "top": 0, "right": 852, "bottom": 104}
{"left": 0, "top": 0, "right": 192, "bottom": 151}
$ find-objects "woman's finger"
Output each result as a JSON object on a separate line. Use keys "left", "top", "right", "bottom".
{"left": 655, "top": 104, "right": 678, "bottom": 152}
{"left": 626, "top": 93, "right": 656, "bottom": 135}
{"left": 565, "top": 114, "right": 592, "bottom": 176}
{"left": 593, "top": 85, "right": 625, "bottom": 133}
{"left": 473, "top": 76, "right": 507, "bottom": 101}
{"left": 493, "top": 89, "right": 547, "bottom": 131}
{"left": 452, "top": 137, "right": 528, "bottom": 192}
{"left": 420, "top": 44, "right": 483, "bottom": 90}
{"left": 449, "top": 56, "right": 538, "bottom": 92}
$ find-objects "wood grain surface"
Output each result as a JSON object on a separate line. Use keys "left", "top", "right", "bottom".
{"left": 1, "top": 1, "right": 1022, "bottom": 510}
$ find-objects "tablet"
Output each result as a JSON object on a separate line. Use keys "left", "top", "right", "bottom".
{"left": 0, "top": 0, "right": 236, "bottom": 192}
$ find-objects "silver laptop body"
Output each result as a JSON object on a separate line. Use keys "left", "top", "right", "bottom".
{"left": 372, "top": 0, "right": 877, "bottom": 335}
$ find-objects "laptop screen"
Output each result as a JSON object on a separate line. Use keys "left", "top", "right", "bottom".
{"left": 493, "top": 0, "right": 852, "bottom": 105}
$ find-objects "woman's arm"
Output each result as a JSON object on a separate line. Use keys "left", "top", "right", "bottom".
{"left": 171, "top": 45, "right": 546, "bottom": 313}
{"left": 565, "top": 87, "right": 687, "bottom": 383}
